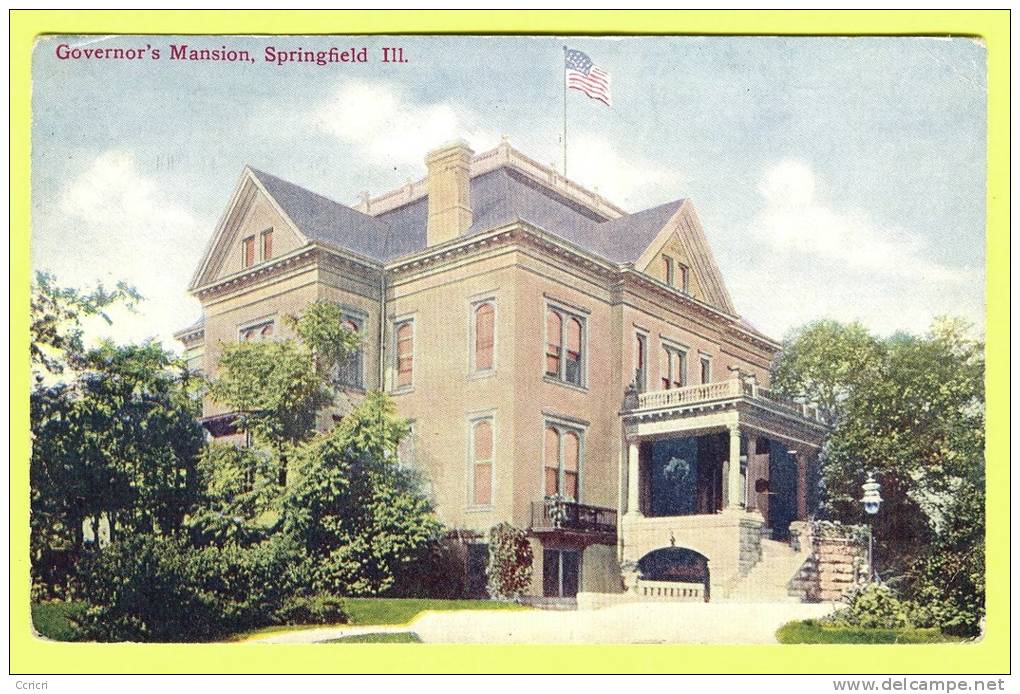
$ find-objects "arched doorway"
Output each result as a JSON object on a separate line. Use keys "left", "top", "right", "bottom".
{"left": 637, "top": 547, "right": 711, "bottom": 601}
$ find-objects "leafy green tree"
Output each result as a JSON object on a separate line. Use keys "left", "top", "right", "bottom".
{"left": 285, "top": 300, "right": 362, "bottom": 386}
{"left": 30, "top": 271, "right": 141, "bottom": 377}
{"left": 280, "top": 391, "right": 442, "bottom": 596}
{"left": 772, "top": 316, "right": 984, "bottom": 634}
{"left": 30, "top": 341, "right": 204, "bottom": 573}
{"left": 187, "top": 444, "right": 281, "bottom": 545}
{"left": 771, "top": 319, "right": 884, "bottom": 412}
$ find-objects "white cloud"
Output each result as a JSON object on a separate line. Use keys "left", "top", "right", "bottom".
{"left": 308, "top": 80, "right": 498, "bottom": 168}
{"left": 564, "top": 134, "right": 690, "bottom": 209}
{"left": 722, "top": 159, "right": 983, "bottom": 338}
{"left": 33, "top": 149, "right": 205, "bottom": 350}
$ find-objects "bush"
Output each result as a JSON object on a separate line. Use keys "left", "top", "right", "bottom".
{"left": 75, "top": 534, "right": 304, "bottom": 642}
{"left": 485, "top": 523, "right": 533, "bottom": 601}
{"left": 274, "top": 594, "right": 348, "bottom": 626}
{"left": 828, "top": 583, "right": 911, "bottom": 629}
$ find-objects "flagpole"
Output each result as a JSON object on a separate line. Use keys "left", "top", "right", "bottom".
{"left": 562, "top": 45, "right": 567, "bottom": 178}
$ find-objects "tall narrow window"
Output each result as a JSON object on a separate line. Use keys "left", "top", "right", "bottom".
{"left": 471, "top": 419, "right": 493, "bottom": 506}
{"left": 679, "top": 264, "right": 690, "bottom": 293}
{"left": 662, "top": 346, "right": 687, "bottom": 389}
{"left": 544, "top": 423, "right": 583, "bottom": 502}
{"left": 261, "top": 229, "right": 273, "bottom": 261}
{"left": 242, "top": 236, "right": 255, "bottom": 268}
{"left": 565, "top": 317, "right": 583, "bottom": 385}
{"left": 395, "top": 320, "right": 414, "bottom": 389}
{"left": 663, "top": 256, "right": 675, "bottom": 286}
{"left": 545, "top": 305, "right": 586, "bottom": 387}
{"left": 473, "top": 301, "right": 495, "bottom": 372}
{"left": 545, "top": 310, "right": 562, "bottom": 377}
{"left": 634, "top": 333, "right": 648, "bottom": 392}
{"left": 338, "top": 316, "right": 364, "bottom": 388}
{"left": 700, "top": 355, "right": 712, "bottom": 384}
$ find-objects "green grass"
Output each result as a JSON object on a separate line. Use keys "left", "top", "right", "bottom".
{"left": 323, "top": 632, "right": 422, "bottom": 643}
{"left": 31, "top": 601, "right": 87, "bottom": 641}
{"left": 233, "top": 597, "right": 528, "bottom": 641}
{"left": 776, "top": 619, "right": 964, "bottom": 644}
{"left": 344, "top": 597, "right": 526, "bottom": 626}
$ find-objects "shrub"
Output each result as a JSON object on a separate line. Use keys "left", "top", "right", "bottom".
{"left": 75, "top": 534, "right": 304, "bottom": 642}
{"left": 485, "top": 523, "right": 533, "bottom": 601}
{"left": 829, "top": 583, "right": 911, "bottom": 630}
{"left": 274, "top": 594, "right": 348, "bottom": 626}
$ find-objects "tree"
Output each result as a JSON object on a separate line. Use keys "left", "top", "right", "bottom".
{"left": 30, "top": 341, "right": 205, "bottom": 578}
{"left": 30, "top": 271, "right": 141, "bottom": 377}
{"left": 280, "top": 392, "right": 442, "bottom": 596}
{"left": 187, "top": 444, "right": 281, "bottom": 545}
{"left": 772, "top": 316, "right": 985, "bottom": 633}
{"left": 285, "top": 300, "right": 361, "bottom": 387}
{"left": 771, "top": 319, "right": 884, "bottom": 412}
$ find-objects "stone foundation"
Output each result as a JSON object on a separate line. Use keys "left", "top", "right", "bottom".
{"left": 798, "top": 524, "right": 869, "bottom": 602}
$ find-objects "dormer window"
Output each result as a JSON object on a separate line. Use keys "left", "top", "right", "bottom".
{"left": 261, "top": 229, "right": 273, "bottom": 261}
{"left": 242, "top": 236, "right": 255, "bottom": 268}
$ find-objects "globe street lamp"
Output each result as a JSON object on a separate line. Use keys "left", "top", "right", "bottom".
{"left": 860, "top": 473, "right": 883, "bottom": 582}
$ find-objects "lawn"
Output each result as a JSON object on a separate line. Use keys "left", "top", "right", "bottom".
{"left": 32, "top": 601, "right": 87, "bottom": 641}
{"left": 323, "top": 632, "right": 422, "bottom": 643}
{"left": 233, "top": 597, "right": 528, "bottom": 641}
{"left": 776, "top": 619, "right": 964, "bottom": 644}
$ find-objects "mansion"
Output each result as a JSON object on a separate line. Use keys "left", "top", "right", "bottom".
{"left": 177, "top": 139, "right": 832, "bottom": 602}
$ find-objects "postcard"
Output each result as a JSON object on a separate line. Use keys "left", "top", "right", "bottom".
{"left": 12, "top": 12, "right": 1008, "bottom": 680}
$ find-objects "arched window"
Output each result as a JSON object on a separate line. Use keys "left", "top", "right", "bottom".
{"left": 563, "top": 431, "right": 580, "bottom": 501}
{"left": 474, "top": 302, "right": 495, "bottom": 372}
{"left": 543, "top": 423, "right": 583, "bottom": 502}
{"left": 565, "top": 317, "right": 583, "bottom": 385}
{"left": 544, "top": 427, "right": 560, "bottom": 497}
{"left": 472, "top": 419, "right": 493, "bottom": 506}
{"left": 545, "top": 309, "right": 562, "bottom": 377}
{"left": 260, "top": 322, "right": 274, "bottom": 338}
{"left": 395, "top": 320, "right": 414, "bottom": 388}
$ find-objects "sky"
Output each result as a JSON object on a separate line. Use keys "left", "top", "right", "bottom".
{"left": 31, "top": 35, "right": 986, "bottom": 351}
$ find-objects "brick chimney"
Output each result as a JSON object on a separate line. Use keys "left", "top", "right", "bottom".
{"left": 425, "top": 141, "right": 474, "bottom": 247}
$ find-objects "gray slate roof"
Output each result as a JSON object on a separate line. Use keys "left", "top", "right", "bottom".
{"left": 251, "top": 165, "right": 684, "bottom": 265}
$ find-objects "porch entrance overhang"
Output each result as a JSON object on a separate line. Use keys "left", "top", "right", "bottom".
{"left": 619, "top": 377, "right": 832, "bottom": 532}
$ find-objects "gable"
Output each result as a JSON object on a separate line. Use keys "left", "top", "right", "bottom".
{"left": 189, "top": 170, "right": 307, "bottom": 289}
{"left": 633, "top": 200, "right": 736, "bottom": 315}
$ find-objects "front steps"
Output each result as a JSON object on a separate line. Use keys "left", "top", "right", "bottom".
{"left": 717, "top": 538, "right": 813, "bottom": 602}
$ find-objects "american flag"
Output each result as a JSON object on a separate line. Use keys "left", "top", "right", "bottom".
{"left": 564, "top": 47, "right": 611, "bottom": 106}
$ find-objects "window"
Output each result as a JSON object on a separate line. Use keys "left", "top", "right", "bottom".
{"left": 472, "top": 300, "right": 495, "bottom": 373}
{"left": 239, "top": 319, "right": 274, "bottom": 342}
{"left": 394, "top": 319, "right": 414, "bottom": 389}
{"left": 544, "top": 424, "right": 582, "bottom": 501}
{"left": 470, "top": 418, "right": 494, "bottom": 507}
{"left": 242, "top": 236, "right": 255, "bottom": 268}
{"left": 700, "top": 355, "right": 712, "bottom": 384}
{"left": 545, "top": 305, "right": 585, "bottom": 387}
{"left": 634, "top": 333, "right": 648, "bottom": 392}
{"left": 662, "top": 346, "right": 688, "bottom": 389}
{"left": 338, "top": 315, "right": 364, "bottom": 389}
{"left": 679, "top": 264, "right": 690, "bottom": 293}
{"left": 662, "top": 256, "right": 675, "bottom": 286}
{"left": 261, "top": 229, "right": 273, "bottom": 261}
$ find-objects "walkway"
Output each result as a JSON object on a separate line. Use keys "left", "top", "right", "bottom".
{"left": 251, "top": 601, "right": 834, "bottom": 644}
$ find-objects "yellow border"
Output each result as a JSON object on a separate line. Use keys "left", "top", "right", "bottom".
{"left": 10, "top": 9, "right": 1009, "bottom": 674}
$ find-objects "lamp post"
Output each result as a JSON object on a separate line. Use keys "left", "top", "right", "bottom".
{"left": 860, "top": 472, "right": 883, "bottom": 582}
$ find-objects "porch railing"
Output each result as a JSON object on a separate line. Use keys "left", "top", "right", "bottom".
{"left": 636, "top": 579, "right": 704, "bottom": 601}
{"left": 530, "top": 500, "right": 618, "bottom": 535}
{"left": 633, "top": 378, "right": 831, "bottom": 424}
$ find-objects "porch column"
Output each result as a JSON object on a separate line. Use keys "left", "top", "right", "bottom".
{"left": 795, "top": 448, "right": 809, "bottom": 519}
{"left": 626, "top": 439, "right": 642, "bottom": 516}
{"left": 744, "top": 433, "right": 758, "bottom": 510}
{"left": 725, "top": 424, "right": 743, "bottom": 510}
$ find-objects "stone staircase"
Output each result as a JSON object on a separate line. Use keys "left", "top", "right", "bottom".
{"left": 718, "top": 538, "right": 813, "bottom": 602}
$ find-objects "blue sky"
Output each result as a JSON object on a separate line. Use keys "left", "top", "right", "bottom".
{"left": 31, "top": 35, "right": 986, "bottom": 348}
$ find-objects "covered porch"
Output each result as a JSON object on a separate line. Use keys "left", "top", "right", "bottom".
{"left": 618, "top": 376, "right": 831, "bottom": 596}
